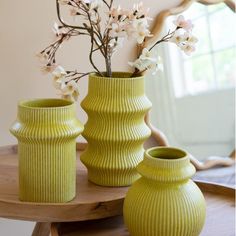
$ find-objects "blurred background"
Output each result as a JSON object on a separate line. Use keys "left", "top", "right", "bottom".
{"left": 0, "top": 0, "right": 235, "bottom": 235}
{"left": 146, "top": 2, "right": 235, "bottom": 160}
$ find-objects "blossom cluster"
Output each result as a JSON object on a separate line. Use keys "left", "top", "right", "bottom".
{"left": 171, "top": 15, "right": 198, "bottom": 55}
{"left": 107, "top": 3, "right": 152, "bottom": 50}
{"left": 38, "top": 0, "right": 198, "bottom": 101}
{"left": 52, "top": 66, "right": 80, "bottom": 101}
{"left": 128, "top": 15, "right": 198, "bottom": 73}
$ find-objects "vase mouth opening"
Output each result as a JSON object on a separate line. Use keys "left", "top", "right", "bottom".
{"left": 146, "top": 147, "right": 187, "bottom": 161}
{"left": 91, "top": 72, "right": 144, "bottom": 79}
{"left": 19, "top": 99, "right": 73, "bottom": 109}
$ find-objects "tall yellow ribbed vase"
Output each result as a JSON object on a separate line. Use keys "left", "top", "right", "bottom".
{"left": 10, "top": 99, "right": 84, "bottom": 203}
{"left": 81, "top": 72, "right": 152, "bottom": 186}
{"left": 124, "top": 147, "right": 206, "bottom": 236}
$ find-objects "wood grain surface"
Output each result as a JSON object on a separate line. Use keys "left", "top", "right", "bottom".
{"left": 0, "top": 144, "right": 235, "bottom": 236}
{"left": 31, "top": 222, "right": 51, "bottom": 236}
{"left": 0, "top": 143, "right": 128, "bottom": 222}
{"left": 58, "top": 182, "right": 235, "bottom": 236}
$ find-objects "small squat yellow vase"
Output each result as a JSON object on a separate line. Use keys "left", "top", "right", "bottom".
{"left": 10, "top": 99, "right": 84, "bottom": 203}
{"left": 124, "top": 147, "right": 206, "bottom": 236}
{"left": 81, "top": 72, "right": 152, "bottom": 186}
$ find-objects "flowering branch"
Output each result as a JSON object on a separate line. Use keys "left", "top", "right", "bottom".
{"left": 38, "top": 1, "right": 198, "bottom": 101}
{"left": 56, "top": 0, "right": 87, "bottom": 30}
{"left": 66, "top": 71, "right": 91, "bottom": 82}
{"left": 130, "top": 15, "right": 198, "bottom": 77}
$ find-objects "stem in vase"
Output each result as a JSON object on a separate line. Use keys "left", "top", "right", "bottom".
{"left": 105, "top": 56, "right": 112, "bottom": 78}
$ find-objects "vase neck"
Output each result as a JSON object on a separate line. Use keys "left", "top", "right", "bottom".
{"left": 88, "top": 73, "right": 145, "bottom": 97}
{"left": 17, "top": 99, "right": 76, "bottom": 123}
{"left": 137, "top": 147, "right": 196, "bottom": 183}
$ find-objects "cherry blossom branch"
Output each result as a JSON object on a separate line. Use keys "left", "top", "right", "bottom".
{"left": 39, "top": 28, "right": 85, "bottom": 67}
{"left": 130, "top": 16, "right": 197, "bottom": 77}
{"left": 149, "top": 29, "right": 176, "bottom": 51}
{"left": 56, "top": 0, "right": 87, "bottom": 30}
{"left": 66, "top": 71, "right": 91, "bottom": 82}
{"left": 38, "top": 1, "right": 197, "bottom": 101}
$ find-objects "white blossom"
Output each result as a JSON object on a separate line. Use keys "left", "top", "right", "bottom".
{"left": 128, "top": 48, "right": 159, "bottom": 73}
{"left": 109, "top": 37, "right": 124, "bottom": 49}
{"left": 171, "top": 30, "right": 188, "bottom": 45}
{"left": 83, "top": 0, "right": 103, "bottom": 10}
{"left": 173, "top": 15, "right": 193, "bottom": 31}
{"left": 109, "top": 6, "right": 129, "bottom": 23}
{"left": 180, "top": 43, "right": 196, "bottom": 55}
{"left": 108, "top": 4, "right": 152, "bottom": 45}
{"left": 132, "top": 2, "right": 150, "bottom": 19}
{"left": 149, "top": 56, "right": 163, "bottom": 75}
{"left": 61, "top": 80, "right": 79, "bottom": 101}
{"left": 52, "top": 66, "right": 67, "bottom": 77}
{"left": 39, "top": 1, "right": 197, "bottom": 97}
{"left": 40, "top": 64, "right": 57, "bottom": 75}
{"left": 130, "top": 19, "right": 152, "bottom": 44}
{"left": 52, "top": 66, "right": 68, "bottom": 89}
{"left": 170, "top": 30, "right": 198, "bottom": 55}
{"left": 36, "top": 52, "right": 48, "bottom": 64}
{"left": 128, "top": 59, "right": 146, "bottom": 71}
{"left": 139, "top": 48, "right": 156, "bottom": 61}
{"left": 53, "top": 22, "right": 66, "bottom": 36}
{"left": 109, "top": 22, "right": 127, "bottom": 38}
{"left": 187, "top": 34, "right": 198, "bottom": 45}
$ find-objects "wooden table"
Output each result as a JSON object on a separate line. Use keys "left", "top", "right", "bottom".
{"left": 56, "top": 182, "right": 236, "bottom": 236}
{"left": 0, "top": 144, "right": 235, "bottom": 236}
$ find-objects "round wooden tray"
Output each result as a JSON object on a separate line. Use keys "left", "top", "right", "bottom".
{"left": 0, "top": 144, "right": 235, "bottom": 236}
{"left": 0, "top": 144, "right": 128, "bottom": 222}
{"left": 57, "top": 182, "right": 236, "bottom": 236}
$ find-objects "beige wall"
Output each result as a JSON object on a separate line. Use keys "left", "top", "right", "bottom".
{"left": 0, "top": 0, "right": 180, "bottom": 146}
{"left": 0, "top": 0, "right": 180, "bottom": 235}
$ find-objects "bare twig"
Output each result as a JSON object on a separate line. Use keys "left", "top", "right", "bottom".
{"left": 109, "top": 0, "right": 113, "bottom": 9}
{"left": 149, "top": 29, "right": 176, "bottom": 51}
{"left": 66, "top": 72, "right": 92, "bottom": 82}
{"left": 131, "top": 68, "right": 147, "bottom": 77}
{"left": 56, "top": 0, "right": 87, "bottom": 30}
{"left": 86, "top": 12, "right": 104, "bottom": 76}
{"left": 102, "top": 0, "right": 110, "bottom": 9}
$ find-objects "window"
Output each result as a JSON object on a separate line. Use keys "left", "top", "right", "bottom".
{"left": 165, "top": 3, "right": 236, "bottom": 98}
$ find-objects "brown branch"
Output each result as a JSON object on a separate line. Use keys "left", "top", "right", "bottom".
{"left": 102, "top": 0, "right": 110, "bottom": 8}
{"left": 109, "top": 0, "right": 114, "bottom": 9}
{"left": 74, "top": 72, "right": 91, "bottom": 82}
{"left": 86, "top": 12, "right": 104, "bottom": 76}
{"left": 66, "top": 72, "right": 92, "bottom": 82}
{"left": 131, "top": 68, "right": 148, "bottom": 77}
{"left": 149, "top": 29, "right": 175, "bottom": 51}
{"left": 89, "top": 36, "right": 103, "bottom": 76}
{"left": 56, "top": 0, "right": 87, "bottom": 30}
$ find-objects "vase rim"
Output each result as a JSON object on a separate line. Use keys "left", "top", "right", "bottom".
{"left": 18, "top": 98, "right": 74, "bottom": 110}
{"left": 145, "top": 146, "right": 188, "bottom": 162}
{"left": 89, "top": 72, "right": 144, "bottom": 80}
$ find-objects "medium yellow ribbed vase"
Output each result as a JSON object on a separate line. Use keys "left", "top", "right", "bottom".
{"left": 10, "top": 99, "right": 84, "bottom": 203}
{"left": 124, "top": 147, "right": 206, "bottom": 236}
{"left": 81, "top": 72, "right": 152, "bottom": 186}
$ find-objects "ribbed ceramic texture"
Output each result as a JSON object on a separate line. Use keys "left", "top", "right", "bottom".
{"left": 81, "top": 73, "right": 152, "bottom": 186}
{"left": 10, "top": 99, "right": 84, "bottom": 203}
{"left": 124, "top": 147, "right": 206, "bottom": 236}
